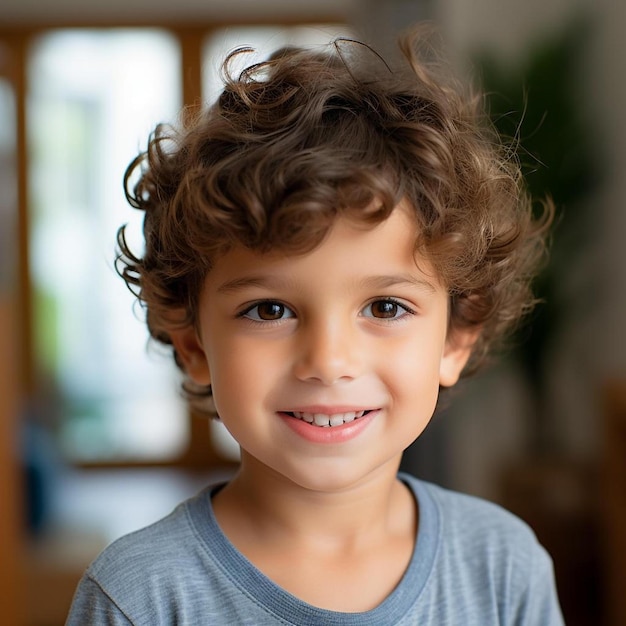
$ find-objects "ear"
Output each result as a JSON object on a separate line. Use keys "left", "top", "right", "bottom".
{"left": 439, "top": 328, "right": 480, "bottom": 387}
{"left": 169, "top": 325, "right": 211, "bottom": 386}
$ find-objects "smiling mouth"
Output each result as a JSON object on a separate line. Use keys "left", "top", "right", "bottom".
{"left": 283, "top": 410, "right": 374, "bottom": 427}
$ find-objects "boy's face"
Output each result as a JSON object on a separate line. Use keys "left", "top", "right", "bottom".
{"left": 173, "top": 205, "right": 474, "bottom": 493}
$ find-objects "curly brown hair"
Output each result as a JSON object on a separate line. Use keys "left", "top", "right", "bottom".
{"left": 118, "top": 27, "right": 551, "bottom": 409}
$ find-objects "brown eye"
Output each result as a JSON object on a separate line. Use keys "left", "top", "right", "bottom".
{"left": 362, "top": 299, "right": 414, "bottom": 321}
{"left": 242, "top": 301, "right": 294, "bottom": 322}
{"left": 257, "top": 302, "right": 285, "bottom": 320}
{"left": 370, "top": 300, "right": 399, "bottom": 318}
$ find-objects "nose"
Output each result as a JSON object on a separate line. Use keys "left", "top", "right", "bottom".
{"left": 293, "top": 318, "right": 362, "bottom": 385}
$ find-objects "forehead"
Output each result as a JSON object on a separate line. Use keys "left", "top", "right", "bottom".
{"left": 203, "top": 206, "right": 443, "bottom": 296}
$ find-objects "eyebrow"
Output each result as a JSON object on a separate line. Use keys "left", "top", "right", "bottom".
{"left": 360, "top": 273, "right": 438, "bottom": 293}
{"left": 216, "top": 273, "right": 438, "bottom": 294}
{"left": 216, "top": 275, "right": 293, "bottom": 294}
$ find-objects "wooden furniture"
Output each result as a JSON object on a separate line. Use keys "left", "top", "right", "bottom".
{"left": 603, "top": 381, "right": 626, "bottom": 626}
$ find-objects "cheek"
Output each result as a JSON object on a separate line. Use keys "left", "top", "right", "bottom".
{"left": 386, "top": 336, "right": 445, "bottom": 402}
{"left": 207, "top": 337, "right": 285, "bottom": 412}
{"left": 391, "top": 330, "right": 445, "bottom": 376}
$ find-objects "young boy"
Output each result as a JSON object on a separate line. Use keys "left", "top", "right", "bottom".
{"left": 67, "top": 28, "right": 563, "bottom": 625}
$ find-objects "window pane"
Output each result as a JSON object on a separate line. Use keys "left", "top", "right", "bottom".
{"left": 28, "top": 30, "right": 186, "bottom": 462}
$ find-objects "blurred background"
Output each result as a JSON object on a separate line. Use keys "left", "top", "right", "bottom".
{"left": 0, "top": 0, "right": 624, "bottom": 624}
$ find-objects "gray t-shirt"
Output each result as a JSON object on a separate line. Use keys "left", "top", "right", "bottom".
{"left": 66, "top": 474, "right": 564, "bottom": 625}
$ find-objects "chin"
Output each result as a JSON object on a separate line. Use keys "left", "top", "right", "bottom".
{"left": 279, "top": 456, "right": 402, "bottom": 494}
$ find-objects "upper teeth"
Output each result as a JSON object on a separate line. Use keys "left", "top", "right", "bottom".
{"left": 291, "top": 411, "right": 366, "bottom": 427}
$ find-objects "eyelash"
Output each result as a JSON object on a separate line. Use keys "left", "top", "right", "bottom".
{"left": 237, "top": 301, "right": 295, "bottom": 325}
{"left": 237, "top": 298, "right": 416, "bottom": 325}
{"left": 361, "top": 298, "right": 416, "bottom": 322}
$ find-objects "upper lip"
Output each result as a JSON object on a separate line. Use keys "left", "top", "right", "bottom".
{"left": 279, "top": 406, "right": 377, "bottom": 415}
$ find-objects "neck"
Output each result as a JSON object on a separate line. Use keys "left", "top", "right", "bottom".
{"left": 212, "top": 452, "right": 414, "bottom": 551}
{"left": 212, "top": 453, "right": 417, "bottom": 612}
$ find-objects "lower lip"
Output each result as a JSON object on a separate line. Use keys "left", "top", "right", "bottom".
{"left": 279, "top": 411, "right": 378, "bottom": 444}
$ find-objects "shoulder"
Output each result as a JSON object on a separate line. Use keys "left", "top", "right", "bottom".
{"left": 413, "top": 477, "right": 541, "bottom": 554}
{"left": 83, "top": 486, "right": 216, "bottom": 605}
{"left": 70, "top": 481, "right": 293, "bottom": 624}
{"left": 402, "top": 474, "right": 562, "bottom": 621}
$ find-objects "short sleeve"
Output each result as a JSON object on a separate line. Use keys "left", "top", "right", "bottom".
{"left": 510, "top": 543, "right": 564, "bottom": 626}
{"left": 66, "top": 575, "right": 133, "bottom": 626}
